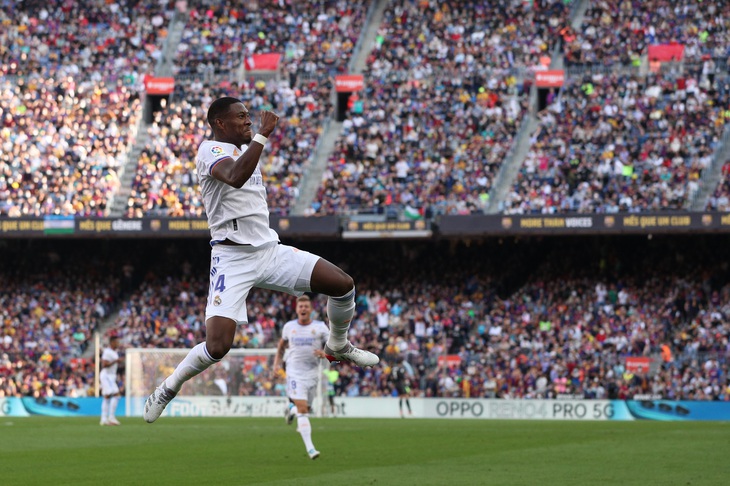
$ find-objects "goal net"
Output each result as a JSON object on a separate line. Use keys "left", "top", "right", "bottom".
{"left": 124, "top": 348, "right": 330, "bottom": 418}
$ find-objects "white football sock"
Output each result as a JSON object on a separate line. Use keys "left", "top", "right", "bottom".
{"left": 109, "top": 396, "right": 120, "bottom": 420}
{"left": 296, "top": 414, "right": 315, "bottom": 451}
{"left": 101, "top": 397, "right": 109, "bottom": 422}
{"left": 164, "top": 342, "right": 220, "bottom": 393}
{"left": 326, "top": 288, "right": 355, "bottom": 350}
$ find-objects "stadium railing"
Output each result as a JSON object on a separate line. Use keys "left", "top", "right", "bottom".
{"left": 690, "top": 124, "right": 730, "bottom": 209}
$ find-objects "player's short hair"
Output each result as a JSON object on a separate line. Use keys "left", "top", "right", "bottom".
{"left": 296, "top": 295, "right": 311, "bottom": 304}
{"left": 207, "top": 97, "right": 242, "bottom": 129}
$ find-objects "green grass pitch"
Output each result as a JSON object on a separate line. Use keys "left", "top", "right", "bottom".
{"left": 2, "top": 417, "right": 728, "bottom": 485}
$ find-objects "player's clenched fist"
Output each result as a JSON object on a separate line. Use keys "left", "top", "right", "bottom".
{"left": 259, "top": 110, "right": 279, "bottom": 138}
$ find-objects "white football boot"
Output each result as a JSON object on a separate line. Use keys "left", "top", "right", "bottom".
{"left": 323, "top": 342, "right": 379, "bottom": 368}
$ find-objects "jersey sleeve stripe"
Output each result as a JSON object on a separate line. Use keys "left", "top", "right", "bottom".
{"left": 208, "top": 156, "right": 230, "bottom": 175}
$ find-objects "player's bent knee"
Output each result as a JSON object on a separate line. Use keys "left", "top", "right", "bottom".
{"left": 337, "top": 273, "right": 355, "bottom": 296}
{"left": 205, "top": 341, "right": 231, "bottom": 360}
{"left": 311, "top": 259, "right": 354, "bottom": 296}
{"left": 205, "top": 316, "right": 237, "bottom": 359}
{"left": 327, "top": 266, "right": 354, "bottom": 296}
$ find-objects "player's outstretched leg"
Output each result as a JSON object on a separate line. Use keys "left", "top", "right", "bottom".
{"left": 322, "top": 289, "right": 379, "bottom": 367}
{"left": 144, "top": 341, "right": 221, "bottom": 423}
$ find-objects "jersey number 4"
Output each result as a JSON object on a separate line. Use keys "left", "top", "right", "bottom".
{"left": 213, "top": 274, "right": 226, "bottom": 292}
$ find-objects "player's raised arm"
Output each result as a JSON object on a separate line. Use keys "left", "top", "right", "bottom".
{"left": 210, "top": 106, "right": 279, "bottom": 188}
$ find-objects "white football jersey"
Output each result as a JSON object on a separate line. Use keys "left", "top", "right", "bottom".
{"left": 281, "top": 319, "right": 329, "bottom": 378}
{"left": 196, "top": 140, "right": 279, "bottom": 247}
{"left": 100, "top": 347, "right": 119, "bottom": 379}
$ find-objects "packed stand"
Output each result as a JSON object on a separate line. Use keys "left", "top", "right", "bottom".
{"left": 366, "top": 0, "right": 573, "bottom": 78}
{"left": 564, "top": 0, "right": 730, "bottom": 67}
{"left": 0, "top": 0, "right": 170, "bottom": 78}
{"left": 313, "top": 72, "right": 527, "bottom": 216}
{"left": 312, "top": 0, "right": 571, "bottom": 215}
{"left": 0, "top": 76, "right": 142, "bottom": 216}
{"left": 502, "top": 71, "right": 726, "bottom": 214}
{"left": 0, "top": 0, "right": 173, "bottom": 216}
{"left": 173, "top": 0, "right": 369, "bottom": 80}
{"left": 0, "top": 243, "right": 122, "bottom": 399}
{"left": 3, "top": 237, "right": 729, "bottom": 401}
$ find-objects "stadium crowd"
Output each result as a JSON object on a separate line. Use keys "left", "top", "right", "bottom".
{"left": 4, "top": 0, "right": 730, "bottom": 218}
{"left": 0, "top": 0, "right": 169, "bottom": 216}
{"left": 313, "top": 72, "right": 527, "bottom": 216}
{"left": 3, "top": 239, "right": 728, "bottom": 402}
{"left": 125, "top": 0, "right": 370, "bottom": 216}
{"left": 310, "top": 0, "right": 568, "bottom": 216}
{"left": 0, "top": 0, "right": 170, "bottom": 78}
{"left": 0, "top": 76, "right": 142, "bottom": 217}
{"left": 564, "top": 0, "right": 730, "bottom": 67}
{"left": 0, "top": 244, "right": 121, "bottom": 398}
{"left": 501, "top": 71, "right": 728, "bottom": 214}
{"left": 173, "top": 0, "right": 369, "bottom": 79}
{"left": 2, "top": 0, "right": 730, "bottom": 405}
{"left": 367, "top": 0, "right": 573, "bottom": 76}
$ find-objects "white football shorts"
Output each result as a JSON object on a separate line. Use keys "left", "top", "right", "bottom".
{"left": 286, "top": 375, "right": 318, "bottom": 403}
{"left": 100, "top": 374, "right": 120, "bottom": 396}
{"left": 206, "top": 243, "right": 320, "bottom": 324}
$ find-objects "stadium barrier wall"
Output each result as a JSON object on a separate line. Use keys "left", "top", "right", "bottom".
{"left": 0, "top": 397, "right": 112, "bottom": 417}
{"left": 1, "top": 212, "right": 729, "bottom": 239}
{"left": 6, "top": 397, "right": 728, "bottom": 421}
{"left": 0, "top": 216, "right": 340, "bottom": 239}
{"left": 438, "top": 212, "right": 730, "bottom": 236}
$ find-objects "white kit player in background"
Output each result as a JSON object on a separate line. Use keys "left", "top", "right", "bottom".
{"left": 100, "top": 334, "right": 123, "bottom": 426}
{"left": 144, "top": 97, "right": 378, "bottom": 425}
{"left": 274, "top": 295, "right": 329, "bottom": 459}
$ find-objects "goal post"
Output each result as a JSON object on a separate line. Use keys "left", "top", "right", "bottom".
{"left": 124, "top": 347, "right": 328, "bottom": 418}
